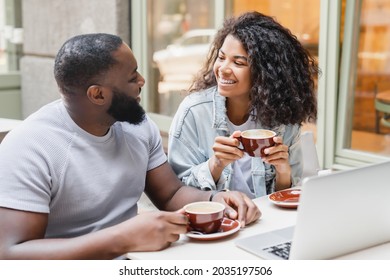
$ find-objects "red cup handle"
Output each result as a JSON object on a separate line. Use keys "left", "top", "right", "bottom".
{"left": 233, "top": 135, "right": 245, "bottom": 151}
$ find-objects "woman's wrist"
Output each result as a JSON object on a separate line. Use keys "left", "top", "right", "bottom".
{"left": 209, "top": 189, "right": 228, "bottom": 201}
{"left": 208, "top": 157, "right": 225, "bottom": 183}
{"left": 275, "top": 169, "right": 292, "bottom": 189}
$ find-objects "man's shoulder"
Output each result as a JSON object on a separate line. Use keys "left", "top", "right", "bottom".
{"left": 8, "top": 100, "right": 64, "bottom": 134}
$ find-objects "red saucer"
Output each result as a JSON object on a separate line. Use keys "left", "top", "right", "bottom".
{"left": 186, "top": 218, "right": 241, "bottom": 241}
{"left": 268, "top": 188, "right": 301, "bottom": 209}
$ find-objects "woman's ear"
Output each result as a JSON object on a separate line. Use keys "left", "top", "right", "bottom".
{"left": 86, "top": 85, "right": 106, "bottom": 105}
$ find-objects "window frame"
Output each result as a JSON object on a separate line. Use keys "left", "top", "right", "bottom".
{"left": 333, "top": 0, "right": 389, "bottom": 169}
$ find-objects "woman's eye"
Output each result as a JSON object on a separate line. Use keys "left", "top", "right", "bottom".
{"left": 235, "top": 60, "right": 248, "bottom": 66}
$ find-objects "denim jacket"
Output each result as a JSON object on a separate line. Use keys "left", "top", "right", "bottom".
{"left": 168, "top": 86, "right": 303, "bottom": 198}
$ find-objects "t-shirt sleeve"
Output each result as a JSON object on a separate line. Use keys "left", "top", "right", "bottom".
{"left": 145, "top": 116, "right": 168, "bottom": 171}
{"left": 0, "top": 127, "right": 52, "bottom": 213}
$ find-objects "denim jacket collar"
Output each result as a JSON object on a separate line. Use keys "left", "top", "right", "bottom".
{"left": 212, "top": 87, "right": 230, "bottom": 136}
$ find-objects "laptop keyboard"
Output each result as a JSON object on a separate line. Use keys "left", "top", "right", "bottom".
{"left": 262, "top": 241, "right": 291, "bottom": 260}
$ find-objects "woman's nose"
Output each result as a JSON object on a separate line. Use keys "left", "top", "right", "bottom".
{"left": 219, "top": 63, "right": 232, "bottom": 75}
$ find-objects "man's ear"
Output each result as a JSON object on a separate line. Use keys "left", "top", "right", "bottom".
{"left": 86, "top": 85, "right": 107, "bottom": 105}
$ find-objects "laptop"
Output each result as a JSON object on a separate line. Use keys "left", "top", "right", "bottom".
{"left": 235, "top": 160, "right": 390, "bottom": 260}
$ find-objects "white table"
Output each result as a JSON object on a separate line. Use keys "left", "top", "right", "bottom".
{"left": 127, "top": 194, "right": 390, "bottom": 260}
{"left": 0, "top": 118, "right": 22, "bottom": 142}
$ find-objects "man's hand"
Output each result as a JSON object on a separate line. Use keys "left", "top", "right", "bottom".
{"left": 122, "top": 211, "right": 188, "bottom": 252}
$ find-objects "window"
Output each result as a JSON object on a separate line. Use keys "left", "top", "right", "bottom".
{"left": 0, "top": 0, "right": 22, "bottom": 73}
{"left": 335, "top": 0, "right": 390, "bottom": 167}
{"left": 146, "top": 0, "right": 217, "bottom": 118}
{"left": 350, "top": 0, "right": 390, "bottom": 156}
{"left": 0, "top": 0, "right": 22, "bottom": 119}
{"left": 0, "top": 0, "right": 9, "bottom": 73}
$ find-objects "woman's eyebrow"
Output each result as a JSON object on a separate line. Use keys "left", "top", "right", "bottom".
{"left": 234, "top": 55, "right": 248, "bottom": 61}
{"left": 219, "top": 49, "right": 247, "bottom": 61}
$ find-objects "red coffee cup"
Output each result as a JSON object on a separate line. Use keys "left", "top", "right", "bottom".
{"left": 236, "top": 129, "right": 276, "bottom": 157}
{"left": 184, "top": 201, "right": 225, "bottom": 234}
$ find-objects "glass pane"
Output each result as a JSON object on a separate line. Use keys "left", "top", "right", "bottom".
{"left": 148, "top": 0, "right": 216, "bottom": 116}
{"left": 350, "top": 0, "right": 390, "bottom": 156}
{"left": 0, "top": 0, "right": 7, "bottom": 73}
{"left": 229, "top": 0, "right": 320, "bottom": 58}
{"left": 0, "top": 0, "right": 22, "bottom": 73}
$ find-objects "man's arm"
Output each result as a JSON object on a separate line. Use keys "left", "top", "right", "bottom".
{"left": 0, "top": 162, "right": 260, "bottom": 259}
{"left": 144, "top": 161, "right": 211, "bottom": 210}
{"left": 145, "top": 161, "right": 261, "bottom": 227}
{"left": 0, "top": 206, "right": 188, "bottom": 259}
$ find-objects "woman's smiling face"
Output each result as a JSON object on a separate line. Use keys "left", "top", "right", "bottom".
{"left": 213, "top": 34, "right": 252, "bottom": 101}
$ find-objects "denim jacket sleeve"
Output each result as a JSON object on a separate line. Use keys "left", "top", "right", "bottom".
{"left": 169, "top": 135, "right": 223, "bottom": 191}
{"left": 168, "top": 92, "right": 224, "bottom": 191}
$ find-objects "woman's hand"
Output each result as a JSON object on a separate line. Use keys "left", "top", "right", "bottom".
{"left": 209, "top": 131, "right": 244, "bottom": 182}
{"left": 262, "top": 136, "right": 291, "bottom": 189}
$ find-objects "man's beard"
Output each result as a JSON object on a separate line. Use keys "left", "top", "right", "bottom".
{"left": 107, "top": 89, "right": 146, "bottom": 125}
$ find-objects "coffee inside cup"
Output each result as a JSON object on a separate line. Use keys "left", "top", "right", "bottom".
{"left": 184, "top": 202, "right": 225, "bottom": 214}
{"left": 241, "top": 129, "right": 276, "bottom": 139}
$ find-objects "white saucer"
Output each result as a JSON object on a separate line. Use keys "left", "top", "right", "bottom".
{"left": 186, "top": 218, "right": 241, "bottom": 241}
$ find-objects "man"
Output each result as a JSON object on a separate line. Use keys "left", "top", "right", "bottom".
{"left": 0, "top": 33, "right": 261, "bottom": 259}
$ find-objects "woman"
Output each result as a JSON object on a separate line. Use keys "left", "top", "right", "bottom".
{"left": 168, "top": 11, "right": 319, "bottom": 198}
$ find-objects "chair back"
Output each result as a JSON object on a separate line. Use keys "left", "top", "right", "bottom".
{"left": 374, "top": 86, "right": 390, "bottom": 133}
{"left": 300, "top": 131, "right": 320, "bottom": 178}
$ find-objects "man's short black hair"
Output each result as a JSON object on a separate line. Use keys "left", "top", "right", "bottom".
{"left": 54, "top": 33, "right": 123, "bottom": 95}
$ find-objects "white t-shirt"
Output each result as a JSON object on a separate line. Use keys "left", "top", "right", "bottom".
{"left": 0, "top": 99, "right": 167, "bottom": 238}
{"left": 227, "top": 118, "right": 258, "bottom": 198}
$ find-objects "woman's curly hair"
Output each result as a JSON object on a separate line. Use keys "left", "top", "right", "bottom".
{"left": 190, "top": 11, "right": 319, "bottom": 127}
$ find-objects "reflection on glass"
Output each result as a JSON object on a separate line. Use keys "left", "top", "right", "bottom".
{"left": 0, "top": 0, "right": 7, "bottom": 73}
{"left": 0, "top": 0, "right": 22, "bottom": 73}
{"left": 148, "top": 0, "right": 216, "bottom": 116}
{"left": 231, "top": 0, "right": 320, "bottom": 58}
{"left": 153, "top": 28, "right": 215, "bottom": 81}
{"left": 350, "top": 0, "right": 390, "bottom": 156}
